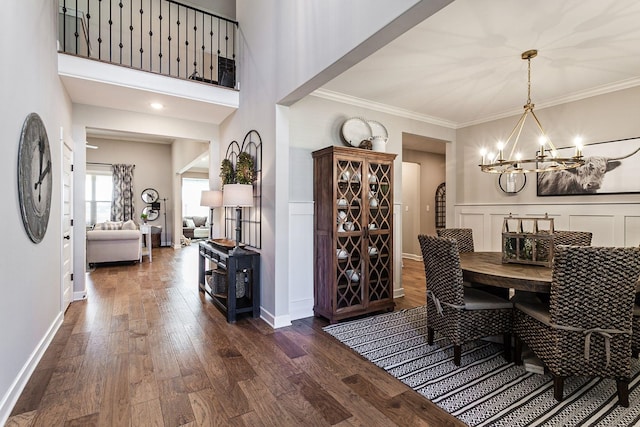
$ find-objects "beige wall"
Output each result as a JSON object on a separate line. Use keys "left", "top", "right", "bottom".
{"left": 402, "top": 149, "right": 446, "bottom": 257}
{"left": 86, "top": 138, "right": 173, "bottom": 244}
{"left": 453, "top": 86, "right": 640, "bottom": 250}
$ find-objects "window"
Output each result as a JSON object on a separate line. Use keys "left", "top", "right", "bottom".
{"left": 182, "top": 178, "right": 209, "bottom": 218}
{"left": 86, "top": 171, "right": 112, "bottom": 225}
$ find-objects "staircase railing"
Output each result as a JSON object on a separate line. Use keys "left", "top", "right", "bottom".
{"left": 58, "top": 0, "right": 238, "bottom": 88}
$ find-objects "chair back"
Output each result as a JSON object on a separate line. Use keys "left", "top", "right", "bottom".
{"left": 418, "top": 235, "right": 465, "bottom": 306}
{"left": 436, "top": 228, "right": 474, "bottom": 253}
{"left": 553, "top": 230, "right": 592, "bottom": 247}
{"left": 550, "top": 246, "right": 640, "bottom": 331}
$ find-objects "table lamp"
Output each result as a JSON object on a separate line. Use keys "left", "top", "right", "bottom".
{"left": 222, "top": 183, "right": 253, "bottom": 254}
{"left": 200, "top": 189, "right": 223, "bottom": 239}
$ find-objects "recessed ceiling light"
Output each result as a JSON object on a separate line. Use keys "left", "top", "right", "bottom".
{"left": 150, "top": 102, "right": 164, "bottom": 110}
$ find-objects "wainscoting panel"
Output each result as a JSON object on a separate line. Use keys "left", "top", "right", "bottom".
{"left": 459, "top": 213, "right": 484, "bottom": 250}
{"left": 624, "top": 216, "right": 640, "bottom": 247}
{"left": 569, "top": 215, "right": 616, "bottom": 246}
{"left": 454, "top": 203, "right": 640, "bottom": 250}
{"left": 288, "top": 202, "right": 315, "bottom": 321}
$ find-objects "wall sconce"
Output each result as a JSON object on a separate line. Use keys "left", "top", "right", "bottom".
{"left": 200, "top": 190, "right": 223, "bottom": 239}
{"left": 222, "top": 184, "right": 253, "bottom": 254}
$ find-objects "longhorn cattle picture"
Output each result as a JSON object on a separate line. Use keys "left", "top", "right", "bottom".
{"left": 537, "top": 137, "right": 640, "bottom": 196}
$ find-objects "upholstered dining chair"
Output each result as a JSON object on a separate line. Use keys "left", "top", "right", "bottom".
{"left": 418, "top": 235, "right": 513, "bottom": 366}
{"left": 514, "top": 245, "right": 640, "bottom": 407}
{"left": 436, "top": 228, "right": 474, "bottom": 253}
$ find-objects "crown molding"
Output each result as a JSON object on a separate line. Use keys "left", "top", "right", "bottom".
{"left": 311, "top": 88, "right": 458, "bottom": 129}
{"left": 458, "top": 76, "right": 640, "bottom": 128}
{"left": 313, "top": 77, "right": 640, "bottom": 130}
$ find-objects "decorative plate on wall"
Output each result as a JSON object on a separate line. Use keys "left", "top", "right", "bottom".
{"left": 18, "top": 113, "right": 52, "bottom": 243}
{"left": 141, "top": 205, "right": 159, "bottom": 221}
{"left": 141, "top": 188, "right": 159, "bottom": 203}
{"left": 341, "top": 117, "right": 372, "bottom": 147}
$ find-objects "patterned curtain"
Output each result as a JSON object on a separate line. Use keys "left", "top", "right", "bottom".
{"left": 111, "top": 164, "right": 135, "bottom": 221}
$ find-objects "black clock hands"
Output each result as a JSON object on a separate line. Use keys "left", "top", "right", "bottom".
{"left": 34, "top": 138, "right": 50, "bottom": 202}
{"left": 34, "top": 160, "right": 51, "bottom": 189}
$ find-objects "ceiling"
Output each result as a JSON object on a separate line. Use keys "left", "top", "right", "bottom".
{"left": 321, "top": 0, "right": 640, "bottom": 128}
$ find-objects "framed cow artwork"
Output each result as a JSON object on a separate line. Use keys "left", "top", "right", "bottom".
{"left": 537, "top": 136, "right": 640, "bottom": 196}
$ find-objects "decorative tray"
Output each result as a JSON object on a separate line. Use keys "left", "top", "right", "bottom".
{"left": 209, "top": 238, "right": 245, "bottom": 248}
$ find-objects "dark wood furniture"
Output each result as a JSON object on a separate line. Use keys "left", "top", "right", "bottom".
{"left": 312, "top": 146, "right": 396, "bottom": 323}
{"left": 198, "top": 240, "right": 260, "bottom": 323}
{"left": 460, "top": 251, "right": 640, "bottom": 293}
{"left": 460, "top": 252, "right": 551, "bottom": 293}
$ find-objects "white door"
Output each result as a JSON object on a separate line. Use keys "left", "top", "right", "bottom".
{"left": 401, "top": 162, "right": 421, "bottom": 258}
{"left": 61, "top": 139, "right": 73, "bottom": 312}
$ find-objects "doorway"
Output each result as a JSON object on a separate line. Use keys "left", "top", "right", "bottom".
{"left": 401, "top": 133, "right": 447, "bottom": 260}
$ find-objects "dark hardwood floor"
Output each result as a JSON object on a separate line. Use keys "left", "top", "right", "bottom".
{"left": 7, "top": 247, "right": 463, "bottom": 426}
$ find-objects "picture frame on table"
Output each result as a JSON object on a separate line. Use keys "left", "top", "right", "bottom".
{"left": 537, "top": 136, "right": 640, "bottom": 196}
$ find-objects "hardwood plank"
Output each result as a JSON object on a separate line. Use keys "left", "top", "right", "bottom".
{"left": 158, "top": 377, "right": 196, "bottom": 426}
{"left": 97, "top": 353, "right": 130, "bottom": 426}
{"left": 4, "top": 410, "right": 37, "bottom": 427}
{"left": 7, "top": 247, "right": 464, "bottom": 426}
{"left": 64, "top": 412, "right": 99, "bottom": 427}
{"left": 131, "top": 398, "right": 164, "bottom": 427}
{"left": 9, "top": 368, "right": 54, "bottom": 415}
{"left": 288, "top": 372, "right": 351, "bottom": 425}
{"left": 188, "top": 387, "right": 230, "bottom": 427}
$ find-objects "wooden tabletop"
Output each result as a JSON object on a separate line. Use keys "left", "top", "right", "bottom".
{"left": 459, "top": 252, "right": 551, "bottom": 293}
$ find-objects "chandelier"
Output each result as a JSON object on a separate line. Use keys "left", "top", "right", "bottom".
{"left": 479, "top": 49, "right": 584, "bottom": 174}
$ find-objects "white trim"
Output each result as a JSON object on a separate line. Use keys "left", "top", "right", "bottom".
{"left": 260, "top": 307, "right": 292, "bottom": 329}
{"left": 314, "top": 78, "right": 640, "bottom": 130}
{"left": 311, "top": 88, "right": 458, "bottom": 129}
{"left": 0, "top": 313, "right": 63, "bottom": 426}
{"left": 74, "top": 290, "right": 87, "bottom": 301}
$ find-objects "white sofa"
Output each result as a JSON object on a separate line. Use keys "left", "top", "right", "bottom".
{"left": 87, "top": 220, "right": 141, "bottom": 264}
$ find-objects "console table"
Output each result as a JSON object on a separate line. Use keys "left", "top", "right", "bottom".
{"left": 198, "top": 241, "right": 260, "bottom": 323}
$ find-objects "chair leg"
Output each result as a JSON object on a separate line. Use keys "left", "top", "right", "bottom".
{"left": 453, "top": 345, "right": 461, "bottom": 366}
{"left": 617, "top": 379, "right": 630, "bottom": 407}
{"left": 503, "top": 333, "right": 512, "bottom": 362}
{"left": 427, "top": 327, "right": 434, "bottom": 345}
{"left": 514, "top": 335, "right": 523, "bottom": 365}
{"left": 553, "top": 375, "right": 565, "bottom": 402}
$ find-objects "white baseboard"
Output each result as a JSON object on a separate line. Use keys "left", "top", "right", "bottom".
{"left": 260, "top": 307, "right": 292, "bottom": 329}
{"left": 0, "top": 313, "right": 63, "bottom": 426}
{"left": 289, "top": 298, "right": 314, "bottom": 322}
{"left": 73, "top": 290, "right": 87, "bottom": 301}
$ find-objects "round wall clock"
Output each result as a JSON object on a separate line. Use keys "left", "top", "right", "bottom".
{"left": 141, "top": 188, "right": 159, "bottom": 203}
{"left": 18, "top": 113, "right": 52, "bottom": 243}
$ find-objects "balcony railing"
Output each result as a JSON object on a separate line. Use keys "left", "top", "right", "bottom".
{"left": 58, "top": 0, "right": 238, "bottom": 88}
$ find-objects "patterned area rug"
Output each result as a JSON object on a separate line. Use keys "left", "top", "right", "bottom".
{"left": 323, "top": 306, "right": 640, "bottom": 426}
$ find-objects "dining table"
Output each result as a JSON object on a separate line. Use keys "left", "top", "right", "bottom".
{"left": 459, "top": 252, "right": 640, "bottom": 294}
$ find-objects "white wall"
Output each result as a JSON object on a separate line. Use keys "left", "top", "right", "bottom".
{"left": 454, "top": 86, "right": 640, "bottom": 250}
{"left": 286, "top": 94, "right": 455, "bottom": 320}
{"left": 0, "top": 1, "right": 73, "bottom": 423}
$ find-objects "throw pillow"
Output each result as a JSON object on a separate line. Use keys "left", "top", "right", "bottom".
{"left": 100, "top": 221, "right": 123, "bottom": 230}
{"left": 122, "top": 219, "right": 137, "bottom": 230}
{"left": 193, "top": 216, "right": 207, "bottom": 227}
{"left": 185, "top": 218, "right": 196, "bottom": 228}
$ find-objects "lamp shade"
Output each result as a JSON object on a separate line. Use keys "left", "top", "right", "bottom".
{"left": 200, "top": 190, "right": 223, "bottom": 208}
{"left": 223, "top": 184, "right": 253, "bottom": 207}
